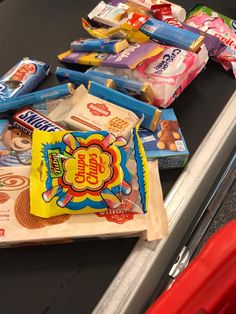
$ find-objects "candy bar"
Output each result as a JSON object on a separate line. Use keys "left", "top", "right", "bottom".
{"left": 111, "top": 0, "right": 186, "bottom": 22}
{"left": 13, "top": 108, "right": 64, "bottom": 136}
{"left": 185, "top": 5, "right": 236, "bottom": 78}
{"left": 94, "top": 43, "right": 209, "bottom": 108}
{"left": 71, "top": 38, "right": 129, "bottom": 54}
{"left": 0, "top": 83, "right": 74, "bottom": 113}
{"left": 137, "top": 16, "right": 205, "bottom": 52}
{"left": 58, "top": 42, "right": 164, "bottom": 69}
{"left": 0, "top": 58, "right": 50, "bottom": 101}
{"left": 48, "top": 85, "right": 139, "bottom": 140}
{"left": 149, "top": 4, "right": 224, "bottom": 57}
{"left": 88, "top": 81, "right": 161, "bottom": 131}
{"left": 86, "top": 68, "right": 155, "bottom": 103}
{"left": 30, "top": 128, "right": 148, "bottom": 217}
{"left": 88, "top": 1, "right": 129, "bottom": 27}
{"left": 139, "top": 109, "right": 189, "bottom": 169}
{"left": 55, "top": 67, "right": 115, "bottom": 88}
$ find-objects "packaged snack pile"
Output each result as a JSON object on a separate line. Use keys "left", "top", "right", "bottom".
{"left": 185, "top": 5, "right": 236, "bottom": 78}
{"left": 0, "top": 0, "right": 234, "bottom": 248}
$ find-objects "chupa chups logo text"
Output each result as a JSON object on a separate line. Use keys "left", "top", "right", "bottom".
{"left": 154, "top": 48, "right": 181, "bottom": 74}
{"left": 63, "top": 145, "right": 113, "bottom": 191}
{"left": 12, "top": 63, "right": 36, "bottom": 82}
{"left": 87, "top": 103, "right": 111, "bottom": 117}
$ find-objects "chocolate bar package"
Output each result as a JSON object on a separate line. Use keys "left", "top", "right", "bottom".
{"left": 55, "top": 67, "right": 115, "bottom": 88}
{"left": 0, "top": 83, "right": 74, "bottom": 114}
{"left": 58, "top": 42, "right": 164, "bottom": 69}
{"left": 0, "top": 161, "right": 168, "bottom": 247}
{"left": 94, "top": 43, "right": 209, "bottom": 108}
{"left": 13, "top": 108, "right": 65, "bottom": 136}
{"left": 0, "top": 58, "right": 50, "bottom": 101}
{"left": 139, "top": 109, "right": 189, "bottom": 169}
{"left": 86, "top": 67, "right": 155, "bottom": 103}
{"left": 71, "top": 38, "right": 129, "bottom": 54}
{"left": 136, "top": 16, "right": 205, "bottom": 52}
{"left": 88, "top": 1, "right": 129, "bottom": 27}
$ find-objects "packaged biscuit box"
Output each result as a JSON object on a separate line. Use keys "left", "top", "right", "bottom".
{"left": 139, "top": 109, "right": 189, "bottom": 169}
{"left": 0, "top": 160, "right": 168, "bottom": 247}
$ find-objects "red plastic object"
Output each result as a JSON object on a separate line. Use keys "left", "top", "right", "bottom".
{"left": 147, "top": 220, "right": 236, "bottom": 314}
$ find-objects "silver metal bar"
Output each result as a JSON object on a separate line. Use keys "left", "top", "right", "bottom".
{"left": 93, "top": 90, "right": 236, "bottom": 314}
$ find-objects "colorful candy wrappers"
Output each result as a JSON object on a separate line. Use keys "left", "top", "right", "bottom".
{"left": 92, "top": 43, "right": 209, "bottom": 108}
{"left": 30, "top": 128, "right": 148, "bottom": 217}
{"left": 185, "top": 5, "right": 236, "bottom": 78}
{"left": 110, "top": 0, "right": 186, "bottom": 22}
{"left": 0, "top": 160, "right": 167, "bottom": 246}
{"left": 58, "top": 42, "right": 163, "bottom": 69}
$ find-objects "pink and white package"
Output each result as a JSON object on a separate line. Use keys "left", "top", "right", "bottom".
{"left": 93, "top": 44, "right": 208, "bottom": 108}
{"left": 185, "top": 5, "right": 236, "bottom": 78}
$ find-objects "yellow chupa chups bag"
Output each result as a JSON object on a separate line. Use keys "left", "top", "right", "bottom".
{"left": 29, "top": 129, "right": 168, "bottom": 241}
{"left": 30, "top": 128, "right": 148, "bottom": 217}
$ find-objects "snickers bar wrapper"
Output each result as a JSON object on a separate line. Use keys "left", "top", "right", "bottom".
{"left": 0, "top": 162, "right": 168, "bottom": 247}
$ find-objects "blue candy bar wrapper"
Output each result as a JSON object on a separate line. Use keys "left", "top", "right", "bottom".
{"left": 86, "top": 68, "right": 143, "bottom": 94}
{"left": 138, "top": 109, "right": 189, "bottom": 169}
{"left": 88, "top": 81, "right": 161, "bottom": 131}
{"left": 71, "top": 38, "right": 129, "bottom": 54}
{"left": 55, "top": 67, "right": 113, "bottom": 88}
{"left": 86, "top": 67, "right": 155, "bottom": 103}
{"left": 140, "top": 18, "right": 204, "bottom": 52}
{"left": 0, "top": 83, "right": 74, "bottom": 113}
{"left": 0, "top": 58, "right": 50, "bottom": 101}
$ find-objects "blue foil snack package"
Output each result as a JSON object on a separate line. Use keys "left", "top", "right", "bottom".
{"left": 55, "top": 67, "right": 115, "bottom": 88}
{"left": 0, "top": 83, "right": 74, "bottom": 114}
{"left": 0, "top": 58, "right": 50, "bottom": 101}
{"left": 71, "top": 38, "right": 129, "bottom": 54}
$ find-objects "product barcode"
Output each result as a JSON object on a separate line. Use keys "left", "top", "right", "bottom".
{"left": 141, "top": 24, "right": 156, "bottom": 34}
{"left": 175, "top": 140, "right": 185, "bottom": 152}
{"left": 140, "top": 135, "right": 156, "bottom": 144}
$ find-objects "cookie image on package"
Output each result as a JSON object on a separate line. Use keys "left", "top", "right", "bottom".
{"left": 15, "top": 189, "right": 70, "bottom": 229}
{"left": 106, "top": 116, "right": 129, "bottom": 133}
